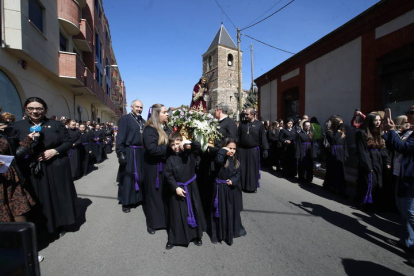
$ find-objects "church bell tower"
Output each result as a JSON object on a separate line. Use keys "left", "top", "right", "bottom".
{"left": 202, "top": 25, "right": 242, "bottom": 116}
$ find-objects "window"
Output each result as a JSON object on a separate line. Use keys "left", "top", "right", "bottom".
{"left": 0, "top": 70, "right": 23, "bottom": 119}
{"left": 95, "top": 65, "right": 103, "bottom": 86}
{"left": 95, "top": 0, "right": 101, "bottom": 19}
{"left": 95, "top": 33, "right": 102, "bottom": 63}
{"left": 59, "top": 33, "right": 67, "bottom": 51}
{"left": 106, "top": 84, "right": 110, "bottom": 96}
{"left": 227, "top": 54, "right": 233, "bottom": 66}
{"left": 106, "top": 58, "right": 110, "bottom": 77}
{"left": 208, "top": 56, "right": 212, "bottom": 69}
{"left": 29, "top": 0, "right": 43, "bottom": 32}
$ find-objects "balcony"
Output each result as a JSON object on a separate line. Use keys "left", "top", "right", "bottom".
{"left": 58, "top": 52, "right": 85, "bottom": 86}
{"left": 58, "top": 0, "right": 80, "bottom": 35}
{"left": 84, "top": 68, "right": 94, "bottom": 93}
{"left": 77, "top": 0, "right": 87, "bottom": 8}
{"left": 73, "top": 19, "right": 92, "bottom": 52}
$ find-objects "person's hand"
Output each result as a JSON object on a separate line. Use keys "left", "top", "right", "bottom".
{"left": 28, "top": 132, "right": 40, "bottom": 141}
{"left": 355, "top": 111, "right": 361, "bottom": 116}
{"left": 262, "top": 150, "right": 268, "bottom": 159}
{"left": 176, "top": 187, "right": 186, "bottom": 197}
{"left": 38, "top": 149, "right": 58, "bottom": 161}
{"left": 285, "top": 140, "right": 291, "bottom": 144}
{"left": 226, "top": 179, "right": 233, "bottom": 186}
{"left": 384, "top": 118, "right": 396, "bottom": 132}
{"left": 386, "top": 165, "right": 391, "bottom": 170}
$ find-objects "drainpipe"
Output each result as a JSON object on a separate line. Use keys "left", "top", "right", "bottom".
{"left": 1, "top": 0, "right": 6, "bottom": 48}
{"left": 74, "top": 93, "right": 83, "bottom": 120}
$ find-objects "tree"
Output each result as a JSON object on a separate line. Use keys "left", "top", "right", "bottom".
{"left": 243, "top": 86, "right": 258, "bottom": 110}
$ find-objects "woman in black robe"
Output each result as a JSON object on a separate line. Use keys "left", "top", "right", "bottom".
{"left": 322, "top": 115, "right": 349, "bottom": 197}
{"left": 67, "top": 119, "right": 82, "bottom": 180}
{"left": 355, "top": 113, "right": 390, "bottom": 206}
{"left": 9, "top": 97, "right": 77, "bottom": 235}
{"left": 279, "top": 119, "right": 297, "bottom": 177}
{"left": 209, "top": 138, "right": 246, "bottom": 245}
{"left": 295, "top": 121, "right": 316, "bottom": 183}
{"left": 164, "top": 134, "right": 205, "bottom": 249}
{"left": 104, "top": 122, "right": 114, "bottom": 154}
{"left": 90, "top": 124, "right": 104, "bottom": 163}
{"left": 79, "top": 123, "right": 92, "bottom": 176}
{"left": 142, "top": 104, "right": 171, "bottom": 234}
{"left": 267, "top": 121, "right": 281, "bottom": 170}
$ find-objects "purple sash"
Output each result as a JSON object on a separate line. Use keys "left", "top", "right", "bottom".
{"left": 363, "top": 171, "right": 373, "bottom": 204}
{"left": 68, "top": 148, "right": 74, "bottom": 159}
{"left": 214, "top": 178, "right": 228, "bottom": 218}
{"left": 156, "top": 162, "right": 163, "bottom": 189}
{"left": 129, "top": 145, "right": 143, "bottom": 191}
{"left": 177, "top": 174, "right": 198, "bottom": 227}
{"left": 93, "top": 137, "right": 100, "bottom": 145}
{"left": 254, "top": 146, "right": 261, "bottom": 188}
{"left": 82, "top": 142, "right": 89, "bottom": 145}
{"left": 332, "top": 145, "right": 343, "bottom": 156}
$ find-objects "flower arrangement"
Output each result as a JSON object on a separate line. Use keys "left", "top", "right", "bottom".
{"left": 168, "top": 106, "right": 221, "bottom": 151}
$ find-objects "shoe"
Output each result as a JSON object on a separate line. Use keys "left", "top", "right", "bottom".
{"left": 58, "top": 231, "right": 66, "bottom": 238}
{"left": 193, "top": 239, "right": 202, "bottom": 246}
{"left": 147, "top": 227, "right": 156, "bottom": 235}
{"left": 210, "top": 237, "right": 219, "bottom": 244}
{"left": 38, "top": 255, "right": 44, "bottom": 263}
{"left": 165, "top": 242, "right": 174, "bottom": 250}
{"left": 122, "top": 206, "right": 131, "bottom": 213}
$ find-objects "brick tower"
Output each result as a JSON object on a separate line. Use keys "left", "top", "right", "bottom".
{"left": 202, "top": 25, "right": 242, "bottom": 116}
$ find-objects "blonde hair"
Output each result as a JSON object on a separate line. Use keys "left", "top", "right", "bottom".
{"left": 145, "top": 103, "right": 168, "bottom": 145}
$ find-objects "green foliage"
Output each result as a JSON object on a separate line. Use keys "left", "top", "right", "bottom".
{"left": 243, "top": 86, "right": 258, "bottom": 110}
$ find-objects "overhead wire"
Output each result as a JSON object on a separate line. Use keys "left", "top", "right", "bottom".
{"left": 213, "top": 0, "right": 237, "bottom": 29}
{"left": 242, "top": 33, "right": 295, "bottom": 55}
{"left": 244, "top": 0, "right": 284, "bottom": 28}
{"left": 241, "top": 0, "right": 295, "bottom": 31}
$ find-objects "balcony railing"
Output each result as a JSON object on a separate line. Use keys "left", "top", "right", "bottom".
{"left": 58, "top": 52, "right": 84, "bottom": 86}
{"left": 58, "top": 0, "right": 81, "bottom": 35}
{"left": 73, "top": 19, "right": 92, "bottom": 52}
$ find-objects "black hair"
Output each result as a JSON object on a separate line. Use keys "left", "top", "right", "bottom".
{"left": 24, "top": 97, "right": 48, "bottom": 113}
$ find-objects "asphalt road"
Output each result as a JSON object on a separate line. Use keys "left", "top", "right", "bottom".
{"left": 38, "top": 152, "right": 413, "bottom": 276}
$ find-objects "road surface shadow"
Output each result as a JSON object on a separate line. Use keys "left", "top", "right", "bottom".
{"left": 289, "top": 201, "right": 406, "bottom": 259}
{"left": 342, "top": 258, "right": 405, "bottom": 276}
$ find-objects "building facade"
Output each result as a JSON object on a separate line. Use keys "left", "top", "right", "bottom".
{"left": 255, "top": 0, "right": 414, "bottom": 126}
{"left": 202, "top": 25, "right": 246, "bottom": 117}
{"left": 0, "top": 0, "right": 126, "bottom": 123}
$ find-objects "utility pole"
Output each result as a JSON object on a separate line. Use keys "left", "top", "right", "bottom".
{"left": 237, "top": 28, "right": 242, "bottom": 117}
{"left": 250, "top": 43, "right": 254, "bottom": 92}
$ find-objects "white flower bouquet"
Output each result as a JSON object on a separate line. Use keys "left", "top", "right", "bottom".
{"left": 168, "top": 106, "right": 221, "bottom": 151}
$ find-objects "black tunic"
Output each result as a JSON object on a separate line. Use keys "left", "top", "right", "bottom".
{"left": 209, "top": 149, "right": 246, "bottom": 245}
{"left": 103, "top": 127, "right": 114, "bottom": 154}
{"left": 79, "top": 131, "right": 92, "bottom": 175}
{"left": 164, "top": 142, "right": 206, "bottom": 246}
{"left": 355, "top": 130, "right": 390, "bottom": 204}
{"left": 295, "top": 131, "right": 316, "bottom": 182}
{"left": 116, "top": 114, "right": 146, "bottom": 205}
{"left": 68, "top": 128, "right": 82, "bottom": 179}
{"left": 237, "top": 120, "right": 269, "bottom": 192}
{"left": 279, "top": 128, "right": 297, "bottom": 177}
{"left": 9, "top": 118, "right": 77, "bottom": 233}
{"left": 323, "top": 131, "right": 348, "bottom": 194}
{"left": 142, "top": 126, "right": 169, "bottom": 230}
{"left": 267, "top": 128, "right": 281, "bottom": 168}
{"left": 90, "top": 129, "right": 104, "bottom": 163}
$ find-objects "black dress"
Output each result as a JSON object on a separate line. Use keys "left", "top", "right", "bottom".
{"left": 267, "top": 128, "right": 281, "bottom": 169}
{"left": 116, "top": 114, "right": 146, "bottom": 206}
{"left": 164, "top": 142, "right": 206, "bottom": 246}
{"left": 90, "top": 129, "right": 104, "bottom": 163}
{"left": 209, "top": 148, "right": 246, "bottom": 245}
{"left": 279, "top": 128, "right": 297, "bottom": 177}
{"left": 104, "top": 127, "right": 114, "bottom": 154}
{"left": 323, "top": 131, "right": 348, "bottom": 195}
{"left": 142, "top": 126, "right": 169, "bottom": 230}
{"left": 295, "top": 131, "right": 316, "bottom": 182}
{"left": 68, "top": 128, "right": 82, "bottom": 180}
{"left": 9, "top": 118, "right": 77, "bottom": 233}
{"left": 237, "top": 120, "right": 269, "bottom": 192}
{"left": 79, "top": 131, "right": 92, "bottom": 176}
{"left": 355, "top": 130, "right": 390, "bottom": 205}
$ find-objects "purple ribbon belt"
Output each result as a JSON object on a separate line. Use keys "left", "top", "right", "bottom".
{"left": 155, "top": 162, "right": 163, "bottom": 189}
{"left": 177, "top": 174, "right": 198, "bottom": 227}
{"left": 129, "top": 145, "right": 143, "bottom": 191}
{"left": 254, "top": 146, "right": 261, "bottom": 188}
{"left": 214, "top": 178, "right": 228, "bottom": 218}
{"left": 332, "top": 145, "right": 343, "bottom": 156}
{"left": 363, "top": 171, "right": 373, "bottom": 204}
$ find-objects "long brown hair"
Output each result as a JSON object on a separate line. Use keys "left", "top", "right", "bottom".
{"left": 222, "top": 138, "right": 239, "bottom": 170}
{"left": 326, "top": 115, "right": 346, "bottom": 139}
{"left": 145, "top": 103, "right": 168, "bottom": 145}
{"left": 362, "top": 113, "right": 385, "bottom": 149}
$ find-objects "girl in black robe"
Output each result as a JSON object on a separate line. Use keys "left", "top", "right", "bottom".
{"left": 164, "top": 133, "right": 205, "bottom": 249}
{"left": 267, "top": 121, "right": 281, "bottom": 170}
{"left": 355, "top": 113, "right": 390, "bottom": 206}
{"left": 104, "top": 123, "right": 114, "bottom": 154}
{"left": 209, "top": 138, "right": 246, "bottom": 245}
{"left": 9, "top": 97, "right": 77, "bottom": 235}
{"left": 279, "top": 119, "right": 297, "bottom": 177}
{"left": 322, "top": 115, "right": 349, "bottom": 197}
{"left": 142, "top": 104, "right": 171, "bottom": 234}
{"left": 295, "top": 121, "right": 316, "bottom": 183}
{"left": 90, "top": 124, "right": 104, "bottom": 163}
{"left": 67, "top": 119, "right": 82, "bottom": 180}
{"left": 79, "top": 123, "right": 92, "bottom": 176}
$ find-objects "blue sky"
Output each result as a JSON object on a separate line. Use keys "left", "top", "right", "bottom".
{"left": 103, "top": 0, "right": 380, "bottom": 112}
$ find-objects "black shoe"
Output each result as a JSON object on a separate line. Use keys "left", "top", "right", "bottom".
{"left": 210, "top": 237, "right": 219, "bottom": 244}
{"left": 193, "top": 239, "right": 202, "bottom": 246}
{"left": 165, "top": 242, "right": 174, "bottom": 250}
{"left": 58, "top": 231, "right": 66, "bottom": 238}
{"left": 122, "top": 206, "right": 131, "bottom": 213}
{"left": 147, "top": 227, "right": 156, "bottom": 235}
